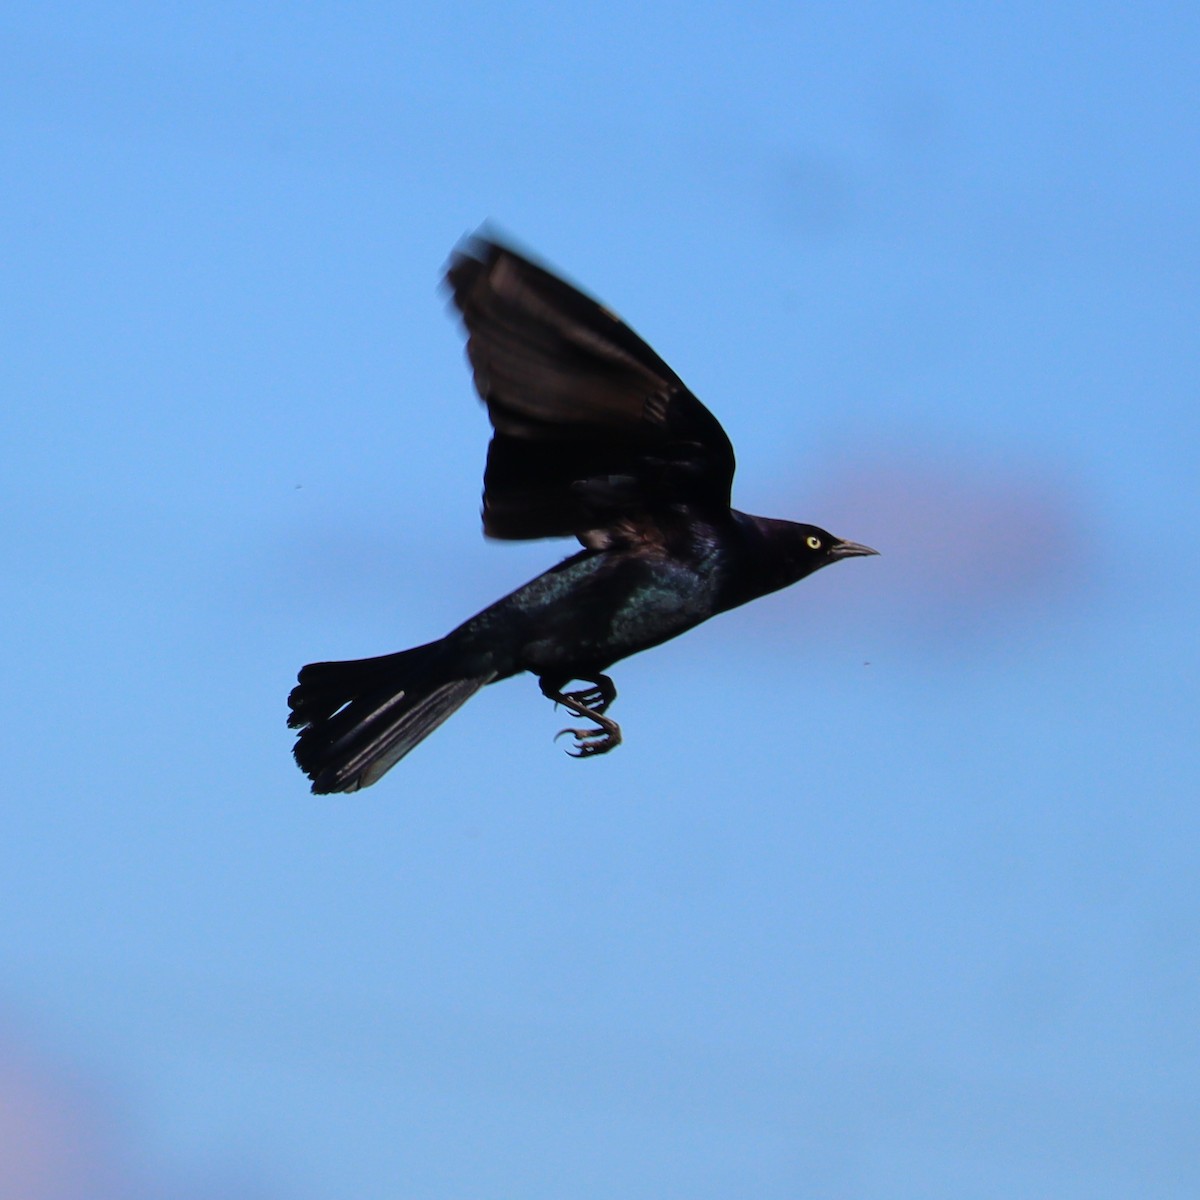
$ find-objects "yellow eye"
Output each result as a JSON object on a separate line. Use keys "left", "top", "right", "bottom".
{"left": 806, "top": 535, "right": 822, "bottom": 550}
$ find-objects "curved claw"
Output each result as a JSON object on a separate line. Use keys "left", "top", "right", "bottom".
{"left": 554, "top": 725, "right": 620, "bottom": 758}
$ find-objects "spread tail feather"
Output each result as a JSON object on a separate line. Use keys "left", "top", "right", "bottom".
{"left": 287, "top": 641, "right": 496, "bottom": 793}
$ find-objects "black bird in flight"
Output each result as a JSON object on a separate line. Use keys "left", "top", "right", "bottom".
{"left": 288, "top": 236, "right": 877, "bottom": 792}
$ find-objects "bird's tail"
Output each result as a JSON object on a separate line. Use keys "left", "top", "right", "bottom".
{"left": 287, "top": 640, "right": 496, "bottom": 793}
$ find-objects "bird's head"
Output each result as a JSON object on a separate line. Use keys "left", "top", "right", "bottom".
{"left": 748, "top": 517, "right": 879, "bottom": 592}
{"left": 795, "top": 524, "right": 878, "bottom": 568}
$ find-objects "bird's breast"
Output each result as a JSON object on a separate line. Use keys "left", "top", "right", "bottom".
{"left": 511, "top": 549, "right": 722, "bottom": 675}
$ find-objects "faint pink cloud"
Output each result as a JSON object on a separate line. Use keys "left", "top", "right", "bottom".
{"left": 0, "top": 1035, "right": 119, "bottom": 1200}
{"left": 780, "top": 450, "right": 1096, "bottom": 641}
{"left": 0, "top": 1019, "right": 290, "bottom": 1200}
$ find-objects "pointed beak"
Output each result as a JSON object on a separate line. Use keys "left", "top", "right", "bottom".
{"left": 830, "top": 539, "right": 879, "bottom": 559}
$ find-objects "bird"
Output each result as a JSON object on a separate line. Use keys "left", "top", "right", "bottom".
{"left": 288, "top": 235, "right": 877, "bottom": 793}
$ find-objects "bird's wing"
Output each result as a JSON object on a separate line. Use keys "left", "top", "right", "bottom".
{"left": 445, "top": 236, "right": 737, "bottom": 542}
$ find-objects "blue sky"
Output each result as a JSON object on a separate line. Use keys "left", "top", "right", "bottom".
{"left": 2, "top": 3, "right": 1197, "bottom": 1197}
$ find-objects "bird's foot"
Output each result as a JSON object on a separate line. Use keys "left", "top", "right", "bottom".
{"left": 554, "top": 714, "right": 623, "bottom": 758}
{"left": 540, "top": 674, "right": 622, "bottom": 758}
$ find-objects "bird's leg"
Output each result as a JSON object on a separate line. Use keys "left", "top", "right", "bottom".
{"left": 539, "top": 675, "right": 622, "bottom": 758}
{"left": 563, "top": 674, "right": 616, "bottom": 715}
{"left": 540, "top": 674, "right": 617, "bottom": 715}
